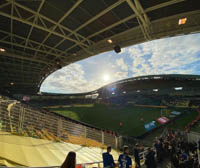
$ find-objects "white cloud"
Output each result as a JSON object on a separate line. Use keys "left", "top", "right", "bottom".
{"left": 116, "top": 58, "right": 128, "bottom": 71}
{"left": 41, "top": 64, "right": 103, "bottom": 93}
{"left": 128, "top": 34, "right": 200, "bottom": 77}
{"left": 113, "top": 71, "right": 128, "bottom": 80}
{"left": 119, "top": 48, "right": 127, "bottom": 54}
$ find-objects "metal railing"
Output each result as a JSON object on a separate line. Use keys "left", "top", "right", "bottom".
{"left": 0, "top": 161, "right": 105, "bottom": 168}
{"left": 0, "top": 97, "right": 119, "bottom": 149}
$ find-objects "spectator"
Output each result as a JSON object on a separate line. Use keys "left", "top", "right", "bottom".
{"left": 159, "top": 129, "right": 200, "bottom": 168}
{"left": 133, "top": 144, "right": 141, "bottom": 168}
{"left": 61, "top": 151, "right": 76, "bottom": 168}
{"left": 171, "top": 154, "right": 179, "bottom": 168}
{"left": 153, "top": 140, "right": 161, "bottom": 163}
{"left": 102, "top": 146, "right": 115, "bottom": 168}
{"left": 118, "top": 146, "right": 132, "bottom": 168}
{"left": 145, "top": 148, "right": 156, "bottom": 168}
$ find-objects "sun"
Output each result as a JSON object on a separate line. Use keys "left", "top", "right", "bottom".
{"left": 103, "top": 74, "right": 110, "bottom": 82}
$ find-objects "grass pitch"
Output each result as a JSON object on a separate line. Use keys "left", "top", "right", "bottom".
{"left": 47, "top": 104, "right": 196, "bottom": 137}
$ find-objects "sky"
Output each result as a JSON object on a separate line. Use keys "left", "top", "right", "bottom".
{"left": 41, "top": 33, "right": 200, "bottom": 93}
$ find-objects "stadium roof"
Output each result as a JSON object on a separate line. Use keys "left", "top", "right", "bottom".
{"left": 0, "top": 0, "right": 200, "bottom": 94}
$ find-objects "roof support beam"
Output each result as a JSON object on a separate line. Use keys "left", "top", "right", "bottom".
{"left": 104, "top": 0, "right": 185, "bottom": 39}
{"left": 0, "top": 42, "right": 54, "bottom": 66}
{"left": 0, "top": 50, "right": 51, "bottom": 65}
{"left": 10, "top": 1, "right": 14, "bottom": 50}
{"left": 0, "top": 61, "right": 44, "bottom": 70}
{"left": 73, "top": 0, "right": 125, "bottom": 33}
{"left": 0, "top": 30, "right": 67, "bottom": 57}
{"left": 60, "top": 10, "right": 200, "bottom": 66}
{"left": 134, "top": 0, "right": 150, "bottom": 26}
{"left": 0, "top": 37, "right": 60, "bottom": 60}
{"left": 0, "top": 74, "right": 40, "bottom": 81}
{"left": 145, "top": 0, "right": 185, "bottom": 12}
{"left": 24, "top": 0, "right": 45, "bottom": 50}
{"left": 126, "top": 0, "right": 151, "bottom": 40}
{"left": 0, "top": 73, "right": 40, "bottom": 80}
{"left": 35, "top": 0, "right": 84, "bottom": 59}
{"left": 96, "top": 10, "right": 200, "bottom": 50}
{"left": 61, "top": 0, "right": 183, "bottom": 56}
{"left": 5, "top": 0, "right": 92, "bottom": 47}
{"left": 0, "top": 2, "right": 10, "bottom": 9}
{"left": 87, "top": 15, "right": 136, "bottom": 39}
{"left": 0, "top": 68, "right": 41, "bottom": 74}
{"left": 57, "top": 0, "right": 126, "bottom": 57}
{"left": 1, "top": 2, "right": 89, "bottom": 51}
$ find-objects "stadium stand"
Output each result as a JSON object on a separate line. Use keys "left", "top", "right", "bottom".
{"left": 0, "top": 95, "right": 118, "bottom": 149}
{"left": 98, "top": 75, "right": 200, "bottom": 100}
{"left": 1, "top": 93, "right": 200, "bottom": 168}
{"left": 0, "top": 95, "right": 129, "bottom": 167}
{"left": 0, "top": 131, "right": 121, "bottom": 167}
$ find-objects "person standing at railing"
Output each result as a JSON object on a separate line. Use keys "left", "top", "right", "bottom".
{"left": 61, "top": 151, "right": 76, "bottom": 168}
{"left": 118, "top": 146, "right": 132, "bottom": 168}
{"left": 145, "top": 148, "right": 156, "bottom": 168}
{"left": 102, "top": 146, "right": 115, "bottom": 168}
{"left": 133, "top": 144, "right": 141, "bottom": 168}
{"left": 153, "top": 140, "right": 162, "bottom": 163}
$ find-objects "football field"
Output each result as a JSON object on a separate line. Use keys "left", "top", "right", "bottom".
{"left": 47, "top": 104, "right": 196, "bottom": 137}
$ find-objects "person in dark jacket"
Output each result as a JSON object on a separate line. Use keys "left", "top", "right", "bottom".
{"left": 118, "top": 146, "right": 132, "bottom": 168}
{"left": 145, "top": 148, "right": 157, "bottom": 168}
{"left": 133, "top": 144, "right": 141, "bottom": 168}
{"left": 102, "top": 146, "right": 115, "bottom": 168}
{"left": 171, "top": 154, "right": 179, "bottom": 168}
{"left": 154, "top": 140, "right": 161, "bottom": 163}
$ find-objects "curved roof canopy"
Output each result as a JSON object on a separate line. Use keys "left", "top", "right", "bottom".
{"left": 0, "top": 0, "right": 200, "bottom": 94}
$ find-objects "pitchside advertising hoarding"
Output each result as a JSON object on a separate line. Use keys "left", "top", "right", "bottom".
{"left": 144, "top": 121, "right": 156, "bottom": 131}
{"left": 157, "top": 117, "right": 169, "bottom": 124}
{"left": 144, "top": 117, "right": 170, "bottom": 131}
{"left": 169, "top": 111, "right": 181, "bottom": 118}
{"left": 171, "top": 111, "right": 181, "bottom": 115}
{"left": 144, "top": 111, "right": 181, "bottom": 131}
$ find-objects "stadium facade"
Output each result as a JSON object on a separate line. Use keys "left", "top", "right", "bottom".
{"left": 98, "top": 74, "right": 200, "bottom": 98}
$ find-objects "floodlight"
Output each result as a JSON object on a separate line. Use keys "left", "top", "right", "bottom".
{"left": 178, "top": 18, "right": 187, "bottom": 25}
{"left": 0, "top": 48, "right": 6, "bottom": 52}
{"left": 107, "top": 39, "right": 112, "bottom": 43}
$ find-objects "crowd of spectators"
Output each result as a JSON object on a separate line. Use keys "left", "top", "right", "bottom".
{"left": 153, "top": 130, "right": 200, "bottom": 168}
{"left": 101, "top": 129, "right": 200, "bottom": 168}
{"left": 61, "top": 129, "right": 200, "bottom": 168}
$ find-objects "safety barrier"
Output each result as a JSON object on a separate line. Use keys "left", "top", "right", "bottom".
{"left": 0, "top": 97, "right": 119, "bottom": 149}
{"left": 0, "top": 161, "right": 104, "bottom": 168}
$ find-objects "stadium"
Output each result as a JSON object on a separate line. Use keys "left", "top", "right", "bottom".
{"left": 0, "top": 0, "right": 200, "bottom": 167}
